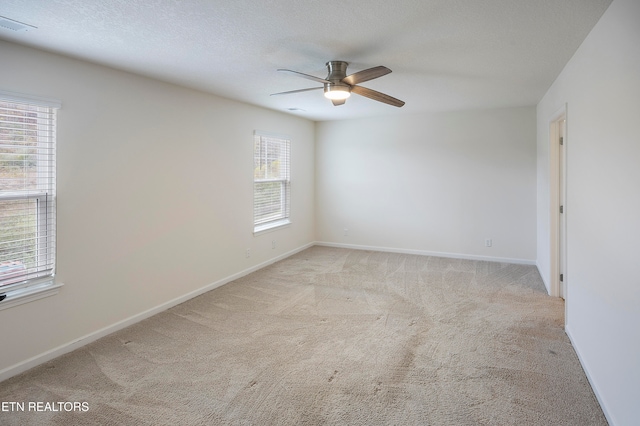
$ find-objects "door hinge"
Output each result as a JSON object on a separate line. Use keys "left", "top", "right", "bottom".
{"left": 560, "top": 274, "right": 564, "bottom": 282}
{"left": 560, "top": 137, "right": 564, "bottom": 145}
{"left": 560, "top": 205, "right": 564, "bottom": 214}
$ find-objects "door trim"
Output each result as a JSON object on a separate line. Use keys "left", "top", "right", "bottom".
{"left": 549, "top": 104, "right": 567, "bottom": 301}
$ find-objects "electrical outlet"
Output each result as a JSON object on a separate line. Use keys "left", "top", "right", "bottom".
{"left": 485, "top": 239, "right": 492, "bottom": 248}
{"left": 344, "top": 228, "right": 349, "bottom": 236}
{"left": 272, "top": 240, "right": 276, "bottom": 249}
{"left": 245, "top": 248, "right": 251, "bottom": 258}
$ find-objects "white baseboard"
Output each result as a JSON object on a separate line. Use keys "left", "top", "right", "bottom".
{"left": 315, "top": 241, "right": 536, "bottom": 265}
{"left": 0, "top": 242, "right": 314, "bottom": 383}
{"left": 565, "top": 325, "right": 614, "bottom": 426}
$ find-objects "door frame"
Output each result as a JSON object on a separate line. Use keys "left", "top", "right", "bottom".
{"left": 549, "top": 104, "right": 567, "bottom": 301}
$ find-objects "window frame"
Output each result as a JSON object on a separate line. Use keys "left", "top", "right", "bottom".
{"left": 253, "top": 132, "right": 291, "bottom": 235}
{"left": 0, "top": 90, "right": 62, "bottom": 311}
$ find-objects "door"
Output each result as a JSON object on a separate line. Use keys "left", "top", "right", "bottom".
{"left": 549, "top": 106, "right": 566, "bottom": 300}
{"left": 558, "top": 119, "right": 567, "bottom": 299}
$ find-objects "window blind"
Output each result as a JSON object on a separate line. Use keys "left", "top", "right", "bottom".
{"left": 0, "top": 96, "right": 57, "bottom": 291}
{"left": 253, "top": 133, "right": 290, "bottom": 232}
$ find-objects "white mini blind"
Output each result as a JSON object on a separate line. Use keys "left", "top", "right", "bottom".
{"left": 0, "top": 96, "right": 57, "bottom": 291}
{"left": 253, "top": 133, "right": 290, "bottom": 232}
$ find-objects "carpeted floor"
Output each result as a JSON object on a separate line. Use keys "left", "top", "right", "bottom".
{"left": 0, "top": 246, "right": 606, "bottom": 425}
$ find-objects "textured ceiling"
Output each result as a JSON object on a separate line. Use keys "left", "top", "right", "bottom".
{"left": 0, "top": 0, "right": 612, "bottom": 121}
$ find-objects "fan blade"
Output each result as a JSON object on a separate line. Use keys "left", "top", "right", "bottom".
{"left": 331, "top": 99, "right": 346, "bottom": 106}
{"left": 271, "top": 87, "right": 323, "bottom": 96}
{"left": 277, "top": 69, "right": 330, "bottom": 84}
{"left": 342, "top": 66, "right": 391, "bottom": 85}
{"left": 351, "top": 85, "right": 405, "bottom": 107}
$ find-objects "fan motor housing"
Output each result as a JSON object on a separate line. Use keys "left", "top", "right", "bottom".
{"left": 324, "top": 61, "right": 351, "bottom": 98}
{"left": 325, "top": 60, "right": 349, "bottom": 82}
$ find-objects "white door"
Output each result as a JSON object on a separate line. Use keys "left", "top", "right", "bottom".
{"left": 559, "top": 119, "right": 567, "bottom": 299}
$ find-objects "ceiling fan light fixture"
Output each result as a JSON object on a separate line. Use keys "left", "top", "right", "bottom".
{"left": 274, "top": 61, "right": 404, "bottom": 107}
{"left": 324, "top": 84, "right": 351, "bottom": 100}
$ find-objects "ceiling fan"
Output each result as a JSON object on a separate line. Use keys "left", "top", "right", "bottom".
{"left": 271, "top": 61, "right": 405, "bottom": 107}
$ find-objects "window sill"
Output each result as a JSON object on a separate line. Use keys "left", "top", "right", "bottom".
{"left": 0, "top": 279, "right": 63, "bottom": 312}
{"left": 254, "top": 219, "right": 291, "bottom": 236}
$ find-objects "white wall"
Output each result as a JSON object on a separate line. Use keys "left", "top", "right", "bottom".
{"left": 315, "top": 107, "right": 537, "bottom": 263}
{"left": 536, "top": 0, "right": 640, "bottom": 423}
{"left": 0, "top": 40, "right": 315, "bottom": 376}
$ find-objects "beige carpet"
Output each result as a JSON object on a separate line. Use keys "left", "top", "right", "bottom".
{"left": 0, "top": 247, "right": 606, "bottom": 425}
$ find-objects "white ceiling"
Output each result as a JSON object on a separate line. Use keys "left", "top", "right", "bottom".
{"left": 0, "top": 0, "right": 611, "bottom": 121}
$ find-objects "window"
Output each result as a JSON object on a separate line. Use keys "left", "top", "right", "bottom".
{"left": 0, "top": 91, "right": 61, "bottom": 310}
{"left": 253, "top": 132, "right": 290, "bottom": 233}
